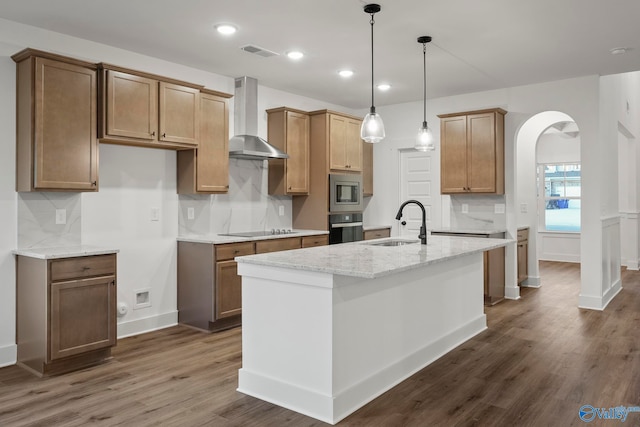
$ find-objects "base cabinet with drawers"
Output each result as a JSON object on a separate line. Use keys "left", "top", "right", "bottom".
{"left": 16, "top": 254, "right": 117, "bottom": 376}
{"left": 178, "top": 234, "right": 328, "bottom": 332}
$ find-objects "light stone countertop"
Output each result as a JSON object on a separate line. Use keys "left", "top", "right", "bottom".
{"left": 13, "top": 245, "right": 119, "bottom": 259}
{"left": 363, "top": 224, "right": 392, "bottom": 231}
{"left": 235, "top": 235, "right": 513, "bottom": 279}
{"left": 177, "top": 229, "right": 328, "bottom": 245}
{"left": 430, "top": 227, "right": 508, "bottom": 235}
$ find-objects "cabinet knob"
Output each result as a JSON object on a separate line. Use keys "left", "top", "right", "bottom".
{"left": 288, "top": 186, "right": 292, "bottom": 190}
{"left": 162, "top": 133, "right": 166, "bottom": 138}
{"left": 234, "top": 250, "right": 240, "bottom": 254}
{"left": 151, "top": 131, "right": 156, "bottom": 137}
{"left": 91, "top": 181, "right": 97, "bottom": 187}
{"left": 111, "top": 280, "right": 116, "bottom": 286}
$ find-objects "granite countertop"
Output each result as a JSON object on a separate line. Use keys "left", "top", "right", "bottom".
{"left": 235, "top": 235, "right": 513, "bottom": 279}
{"left": 363, "top": 224, "right": 392, "bottom": 231}
{"left": 430, "top": 227, "right": 508, "bottom": 235}
{"left": 13, "top": 245, "right": 120, "bottom": 260}
{"left": 177, "top": 229, "right": 329, "bottom": 245}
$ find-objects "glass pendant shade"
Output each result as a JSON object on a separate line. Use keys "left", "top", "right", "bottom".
{"left": 415, "top": 123, "right": 435, "bottom": 151}
{"left": 361, "top": 109, "right": 385, "bottom": 143}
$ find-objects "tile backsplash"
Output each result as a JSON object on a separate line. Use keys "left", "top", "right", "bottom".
{"left": 18, "top": 192, "right": 81, "bottom": 248}
{"left": 448, "top": 194, "right": 506, "bottom": 229}
{"left": 178, "top": 159, "right": 292, "bottom": 235}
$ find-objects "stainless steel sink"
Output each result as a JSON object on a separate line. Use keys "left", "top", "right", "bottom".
{"left": 366, "top": 239, "right": 420, "bottom": 247}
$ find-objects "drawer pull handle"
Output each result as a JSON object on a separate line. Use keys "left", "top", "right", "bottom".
{"left": 234, "top": 250, "right": 240, "bottom": 254}
{"left": 82, "top": 266, "right": 90, "bottom": 271}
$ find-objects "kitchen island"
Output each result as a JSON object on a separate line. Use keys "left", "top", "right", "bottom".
{"left": 235, "top": 235, "right": 511, "bottom": 424}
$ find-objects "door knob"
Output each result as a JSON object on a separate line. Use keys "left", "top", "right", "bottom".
{"left": 401, "top": 221, "right": 407, "bottom": 226}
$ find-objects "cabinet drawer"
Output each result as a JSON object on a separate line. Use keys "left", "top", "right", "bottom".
{"left": 517, "top": 228, "right": 529, "bottom": 242}
{"left": 215, "top": 242, "right": 255, "bottom": 261}
{"left": 301, "top": 235, "right": 329, "bottom": 248}
{"left": 50, "top": 254, "right": 116, "bottom": 282}
{"left": 364, "top": 228, "right": 391, "bottom": 240}
{"left": 255, "top": 237, "right": 301, "bottom": 254}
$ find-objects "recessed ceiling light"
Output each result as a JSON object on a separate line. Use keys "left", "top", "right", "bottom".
{"left": 215, "top": 24, "right": 237, "bottom": 35}
{"left": 610, "top": 47, "right": 629, "bottom": 55}
{"left": 286, "top": 51, "right": 304, "bottom": 60}
{"left": 339, "top": 70, "right": 354, "bottom": 78}
{"left": 377, "top": 83, "right": 391, "bottom": 91}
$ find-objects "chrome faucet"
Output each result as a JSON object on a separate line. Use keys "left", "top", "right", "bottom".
{"left": 395, "top": 200, "right": 427, "bottom": 245}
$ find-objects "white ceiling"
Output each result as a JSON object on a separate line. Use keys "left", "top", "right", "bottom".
{"left": 1, "top": 0, "right": 640, "bottom": 109}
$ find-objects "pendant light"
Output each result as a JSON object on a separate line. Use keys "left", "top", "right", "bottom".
{"left": 415, "top": 36, "right": 435, "bottom": 151}
{"left": 361, "top": 4, "right": 385, "bottom": 144}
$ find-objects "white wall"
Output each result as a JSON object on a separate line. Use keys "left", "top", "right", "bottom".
{"left": 0, "top": 48, "right": 17, "bottom": 367}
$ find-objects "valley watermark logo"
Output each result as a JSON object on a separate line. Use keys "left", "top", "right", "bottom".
{"left": 579, "top": 405, "right": 640, "bottom": 423}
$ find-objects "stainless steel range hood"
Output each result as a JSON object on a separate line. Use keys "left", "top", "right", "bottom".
{"left": 229, "top": 76, "right": 288, "bottom": 160}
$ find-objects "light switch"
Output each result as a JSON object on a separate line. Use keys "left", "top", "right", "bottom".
{"left": 520, "top": 203, "right": 528, "bottom": 213}
{"left": 461, "top": 204, "right": 469, "bottom": 214}
{"left": 55, "top": 209, "right": 66, "bottom": 225}
{"left": 187, "top": 207, "right": 195, "bottom": 220}
{"left": 494, "top": 204, "right": 506, "bottom": 214}
{"left": 279, "top": 205, "right": 285, "bottom": 216}
{"left": 150, "top": 207, "right": 160, "bottom": 222}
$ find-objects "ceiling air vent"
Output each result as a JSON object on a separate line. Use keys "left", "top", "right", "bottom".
{"left": 240, "top": 44, "right": 280, "bottom": 58}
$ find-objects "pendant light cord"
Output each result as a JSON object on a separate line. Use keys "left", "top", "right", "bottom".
{"left": 370, "top": 13, "right": 375, "bottom": 113}
{"left": 422, "top": 42, "right": 427, "bottom": 127}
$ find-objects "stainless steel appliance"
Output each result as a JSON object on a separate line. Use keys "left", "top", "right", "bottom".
{"left": 329, "top": 174, "right": 363, "bottom": 213}
{"left": 329, "top": 212, "right": 363, "bottom": 244}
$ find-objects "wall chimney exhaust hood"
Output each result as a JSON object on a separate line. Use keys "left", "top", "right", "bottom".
{"left": 229, "top": 76, "right": 288, "bottom": 160}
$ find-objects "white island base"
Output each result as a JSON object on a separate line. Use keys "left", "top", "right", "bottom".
{"left": 237, "top": 251, "right": 487, "bottom": 424}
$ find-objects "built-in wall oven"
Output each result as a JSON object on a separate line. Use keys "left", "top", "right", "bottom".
{"left": 329, "top": 212, "right": 363, "bottom": 244}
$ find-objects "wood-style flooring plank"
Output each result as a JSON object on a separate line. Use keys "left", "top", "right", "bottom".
{"left": 2, "top": 261, "right": 640, "bottom": 426}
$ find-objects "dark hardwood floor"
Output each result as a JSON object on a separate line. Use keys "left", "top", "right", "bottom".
{"left": 2, "top": 261, "right": 640, "bottom": 426}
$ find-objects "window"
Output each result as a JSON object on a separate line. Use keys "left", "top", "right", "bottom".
{"left": 537, "top": 163, "right": 581, "bottom": 232}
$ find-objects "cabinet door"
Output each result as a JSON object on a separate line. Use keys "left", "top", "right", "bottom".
{"left": 105, "top": 70, "right": 158, "bottom": 141}
{"left": 440, "top": 115, "right": 468, "bottom": 193}
{"left": 215, "top": 260, "right": 242, "bottom": 319}
{"left": 50, "top": 276, "right": 116, "bottom": 360}
{"left": 467, "top": 112, "right": 497, "bottom": 192}
{"left": 362, "top": 140, "right": 373, "bottom": 196}
{"left": 159, "top": 82, "right": 199, "bottom": 146}
{"left": 329, "top": 114, "right": 348, "bottom": 170}
{"left": 196, "top": 92, "right": 229, "bottom": 192}
{"left": 518, "top": 243, "right": 528, "bottom": 284}
{"left": 345, "top": 119, "right": 363, "bottom": 171}
{"left": 33, "top": 58, "right": 98, "bottom": 190}
{"left": 285, "top": 111, "right": 310, "bottom": 193}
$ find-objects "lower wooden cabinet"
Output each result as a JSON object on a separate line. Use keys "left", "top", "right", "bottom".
{"left": 16, "top": 254, "right": 117, "bottom": 376}
{"left": 517, "top": 227, "right": 529, "bottom": 284}
{"left": 363, "top": 227, "right": 391, "bottom": 240}
{"left": 430, "top": 231, "right": 505, "bottom": 305}
{"left": 177, "top": 234, "right": 328, "bottom": 332}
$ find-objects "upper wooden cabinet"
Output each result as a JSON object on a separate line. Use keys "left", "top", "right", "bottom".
{"left": 13, "top": 49, "right": 98, "bottom": 192}
{"left": 177, "top": 89, "right": 232, "bottom": 194}
{"left": 267, "top": 107, "right": 310, "bottom": 195}
{"left": 328, "top": 113, "right": 363, "bottom": 172}
{"left": 438, "top": 108, "right": 506, "bottom": 194}
{"left": 99, "top": 65, "right": 202, "bottom": 150}
{"left": 362, "top": 140, "right": 374, "bottom": 196}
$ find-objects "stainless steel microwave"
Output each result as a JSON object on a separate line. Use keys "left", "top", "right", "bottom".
{"left": 329, "top": 174, "right": 364, "bottom": 213}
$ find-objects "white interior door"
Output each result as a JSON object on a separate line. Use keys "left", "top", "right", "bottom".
{"left": 399, "top": 150, "right": 439, "bottom": 238}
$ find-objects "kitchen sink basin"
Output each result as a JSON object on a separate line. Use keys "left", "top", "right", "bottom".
{"left": 366, "top": 239, "right": 420, "bottom": 247}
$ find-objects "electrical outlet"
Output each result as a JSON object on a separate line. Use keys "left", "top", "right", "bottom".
{"left": 150, "top": 207, "right": 160, "bottom": 222}
{"left": 187, "top": 207, "right": 195, "bottom": 220}
{"left": 520, "top": 203, "right": 528, "bottom": 213}
{"left": 134, "top": 289, "right": 151, "bottom": 309}
{"left": 55, "top": 209, "right": 66, "bottom": 225}
{"left": 494, "top": 204, "right": 506, "bottom": 214}
{"left": 461, "top": 204, "right": 469, "bottom": 214}
{"left": 279, "top": 205, "right": 285, "bottom": 216}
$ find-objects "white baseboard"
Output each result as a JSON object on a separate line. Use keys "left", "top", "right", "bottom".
{"left": 520, "top": 276, "right": 541, "bottom": 288}
{"left": 579, "top": 279, "right": 622, "bottom": 311}
{"left": 504, "top": 285, "right": 520, "bottom": 300}
{"left": 117, "top": 310, "right": 178, "bottom": 339}
{"left": 0, "top": 343, "right": 17, "bottom": 368}
{"left": 623, "top": 259, "right": 639, "bottom": 270}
